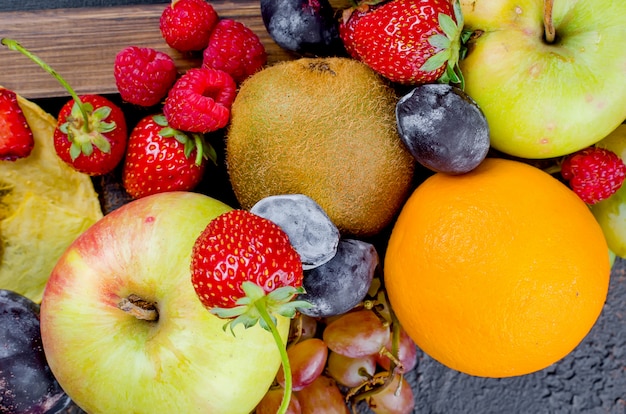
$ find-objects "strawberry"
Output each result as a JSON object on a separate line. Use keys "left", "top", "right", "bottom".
{"left": 2, "top": 39, "right": 128, "bottom": 176}
{"left": 53, "top": 95, "right": 128, "bottom": 176}
{"left": 122, "top": 114, "right": 216, "bottom": 199}
{"left": 561, "top": 146, "right": 626, "bottom": 205}
{"left": 191, "top": 209, "right": 310, "bottom": 413}
{"left": 0, "top": 88, "right": 34, "bottom": 161}
{"left": 339, "top": 0, "right": 467, "bottom": 86}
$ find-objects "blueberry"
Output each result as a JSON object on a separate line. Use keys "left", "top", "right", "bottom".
{"left": 396, "top": 83, "right": 490, "bottom": 175}
{"left": 298, "top": 239, "right": 378, "bottom": 318}
{"left": 251, "top": 193, "right": 340, "bottom": 270}
{"left": 260, "top": 0, "right": 345, "bottom": 57}
{"left": 0, "top": 289, "right": 71, "bottom": 414}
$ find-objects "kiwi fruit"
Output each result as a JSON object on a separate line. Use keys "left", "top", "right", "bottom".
{"left": 225, "top": 57, "right": 415, "bottom": 236}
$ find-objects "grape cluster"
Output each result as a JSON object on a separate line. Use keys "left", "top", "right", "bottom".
{"left": 254, "top": 286, "right": 417, "bottom": 413}
{"left": 250, "top": 193, "right": 418, "bottom": 413}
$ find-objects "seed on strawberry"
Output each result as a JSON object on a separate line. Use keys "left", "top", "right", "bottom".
{"left": 163, "top": 68, "right": 236, "bottom": 133}
{"left": 160, "top": 0, "right": 219, "bottom": 52}
{"left": 339, "top": 0, "right": 468, "bottom": 86}
{"left": 191, "top": 208, "right": 310, "bottom": 414}
{"left": 114, "top": 46, "right": 178, "bottom": 107}
{"left": 202, "top": 18, "right": 267, "bottom": 84}
{"left": 122, "top": 114, "right": 216, "bottom": 199}
{"left": 0, "top": 88, "right": 34, "bottom": 161}
{"left": 561, "top": 146, "right": 626, "bottom": 205}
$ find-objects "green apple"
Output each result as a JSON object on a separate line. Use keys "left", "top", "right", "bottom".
{"left": 40, "top": 191, "right": 290, "bottom": 414}
{"left": 459, "top": 0, "right": 626, "bottom": 159}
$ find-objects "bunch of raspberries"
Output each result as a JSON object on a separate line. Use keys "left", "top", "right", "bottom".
{"left": 113, "top": 0, "right": 266, "bottom": 133}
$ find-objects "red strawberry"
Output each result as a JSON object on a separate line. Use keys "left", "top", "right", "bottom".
{"left": 2, "top": 39, "right": 128, "bottom": 175}
{"left": 561, "top": 147, "right": 626, "bottom": 205}
{"left": 53, "top": 95, "right": 128, "bottom": 176}
{"left": 339, "top": 0, "right": 466, "bottom": 86}
{"left": 122, "top": 114, "right": 215, "bottom": 199}
{"left": 191, "top": 209, "right": 305, "bottom": 309}
{"left": 163, "top": 67, "right": 237, "bottom": 133}
{"left": 191, "top": 209, "right": 310, "bottom": 413}
{"left": 202, "top": 18, "right": 267, "bottom": 84}
{"left": 114, "top": 46, "right": 178, "bottom": 107}
{"left": 0, "top": 88, "right": 34, "bottom": 161}
{"left": 160, "top": 0, "right": 219, "bottom": 52}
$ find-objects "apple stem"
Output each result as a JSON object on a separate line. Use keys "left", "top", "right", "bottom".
{"left": 254, "top": 301, "right": 292, "bottom": 414}
{"left": 543, "top": 0, "right": 556, "bottom": 44}
{"left": 117, "top": 294, "right": 159, "bottom": 321}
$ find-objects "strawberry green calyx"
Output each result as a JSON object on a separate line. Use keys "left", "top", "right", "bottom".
{"left": 1, "top": 38, "right": 119, "bottom": 158}
{"left": 420, "top": 0, "right": 470, "bottom": 89}
{"left": 212, "top": 281, "right": 312, "bottom": 414}
{"left": 153, "top": 114, "right": 217, "bottom": 166}
{"left": 60, "top": 102, "right": 115, "bottom": 161}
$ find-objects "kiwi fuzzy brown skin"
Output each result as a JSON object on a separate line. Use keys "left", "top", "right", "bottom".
{"left": 225, "top": 57, "right": 415, "bottom": 237}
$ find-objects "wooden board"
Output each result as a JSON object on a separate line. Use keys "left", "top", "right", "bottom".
{"left": 0, "top": 1, "right": 298, "bottom": 100}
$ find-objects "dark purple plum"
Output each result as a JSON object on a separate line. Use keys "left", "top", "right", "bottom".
{"left": 298, "top": 239, "right": 378, "bottom": 318}
{"left": 396, "top": 83, "right": 490, "bottom": 175}
{"left": 260, "top": 0, "right": 345, "bottom": 57}
{"left": 0, "top": 289, "right": 71, "bottom": 414}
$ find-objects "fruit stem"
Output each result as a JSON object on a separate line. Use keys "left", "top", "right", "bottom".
{"left": 543, "top": 0, "right": 556, "bottom": 44}
{"left": 117, "top": 294, "right": 159, "bottom": 321}
{"left": 254, "top": 301, "right": 292, "bottom": 414}
{"left": 1, "top": 38, "right": 91, "bottom": 130}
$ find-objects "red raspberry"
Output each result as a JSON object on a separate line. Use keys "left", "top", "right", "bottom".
{"left": 163, "top": 68, "right": 236, "bottom": 133}
{"left": 160, "top": 0, "right": 219, "bottom": 52}
{"left": 202, "top": 18, "right": 267, "bottom": 83}
{"left": 114, "top": 46, "right": 177, "bottom": 107}
{"left": 561, "top": 147, "right": 626, "bottom": 205}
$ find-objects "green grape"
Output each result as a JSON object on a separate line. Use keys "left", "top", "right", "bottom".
{"left": 591, "top": 184, "right": 626, "bottom": 258}
{"left": 591, "top": 124, "right": 626, "bottom": 258}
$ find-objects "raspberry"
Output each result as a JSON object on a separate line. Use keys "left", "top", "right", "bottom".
{"left": 561, "top": 147, "right": 626, "bottom": 205}
{"left": 202, "top": 18, "right": 267, "bottom": 83}
{"left": 160, "top": 0, "right": 219, "bottom": 52}
{"left": 163, "top": 68, "right": 236, "bottom": 133}
{"left": 114, "top": 46, "right": 177, "bottom": 107}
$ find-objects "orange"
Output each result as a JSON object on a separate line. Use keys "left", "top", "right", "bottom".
{"left": 384, "top": 157, "right": 610, "bottom": 378}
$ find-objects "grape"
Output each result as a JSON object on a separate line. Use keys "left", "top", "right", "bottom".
{"left": 322, "top": 310, "right": 390, "bottom": 358}
{"left": 260, "top": 0, "right": 345, "bottom": 57}
{"left": 295, "top": 375, "right": 350, "bottom": 414}
{"left": 255, "top": 387, "right": 302, "bottom": 414}
{"left": 288, "top": 314, "right": 319, "bottom": 343}
{"left": 368, "top": 374, "right": 415, "bottom": 414}
{"left": 0, "top": 289, "right": 71, "bottom": 414}
{"left": 591, "top": 125, "right": 626, "bottom": 258}
{"left": 277, "top": 338, "right": 328, "bottom": 391}
{"left": 250, "top": 193, "right": 340, "bottom": 269}
{"left": 326, "top": 351, "right": 377, "bottom": 388}
{"left": 298, "top": 239, "right": 379, "bottom": 318}
{"left": 376, "top": 327, "right": 418, "bottom": 373}
{"left": 396, "top": 83, "right": 490, "bottom": 174}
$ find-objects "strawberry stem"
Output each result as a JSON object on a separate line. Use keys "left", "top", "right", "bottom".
{"left": 1, "top": 38, "right": 90, "bottom": 131}
{"left": 254, "top": 300, "right": 293, "bottom": 414}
